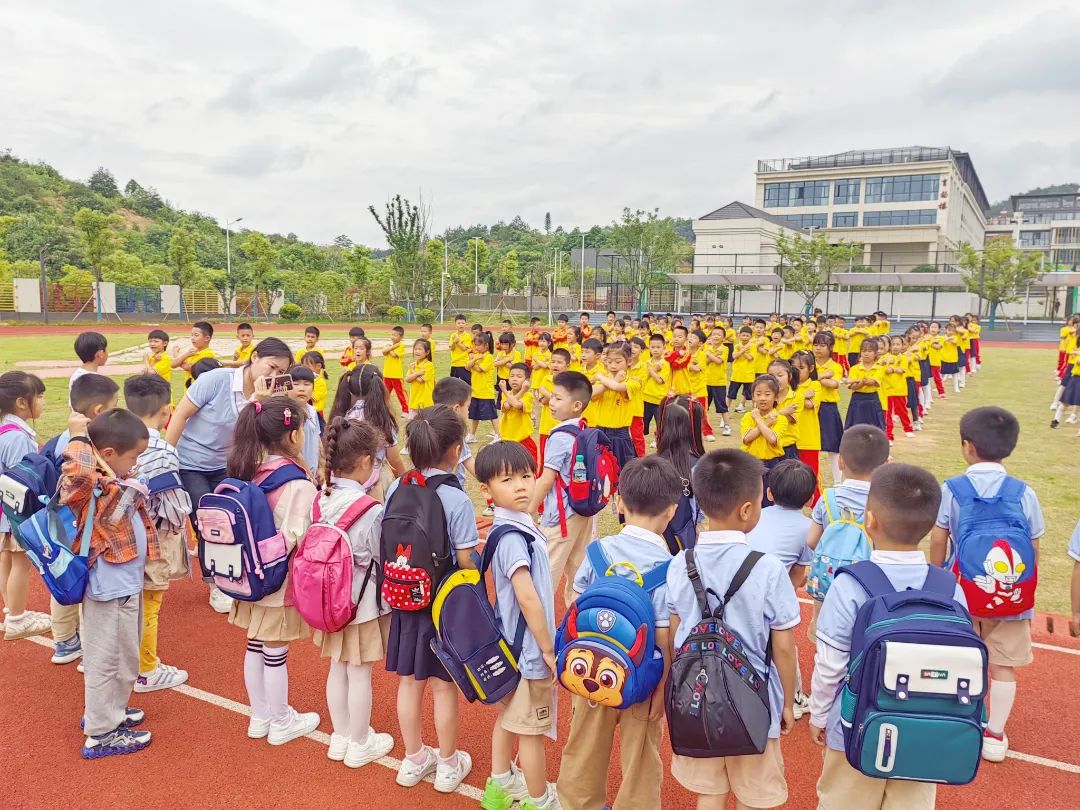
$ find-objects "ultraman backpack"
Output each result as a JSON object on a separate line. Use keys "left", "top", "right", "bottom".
{"left": 290, "top": 493, "right": 380, "bottom": 633}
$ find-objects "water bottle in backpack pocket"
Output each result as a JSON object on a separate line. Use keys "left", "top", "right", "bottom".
{"left": 667, "top": 549, "right": 772, "bottom": 757}
{"left": 837, "top": 561, "right": 988, "bottom": 785}
{"left": 551, "top": 421, "right": 620, "bottom": 535}
{"left": 807, "top": 488, "right": 871, "bottom": 601}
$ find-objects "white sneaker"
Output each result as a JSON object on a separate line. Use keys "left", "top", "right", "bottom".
{"left": 981, "top": 731, "right": 1008, "bottom": 762}
{"left": 247, "top": 716, "right": 271, "bottom": 739}
{"left": 344, "top": 731, "right": 394, "bottom": 768}
{"left": 328, "top": 732, "right": 349, "bottom": 761}
{"left": 735, "top": 405, "right": 744, "bottom": 413}
{"left": 496, "top": 763, "right": 530, "bottom": 800}
{"left": 792, "top": 691, "right": 810, "bottom": 721}
{"left": 434, "top": 750, "right": 473, "bottom": 793}
{"left": 649, "top": 440, "right": 657, "bottom": 449}
{"left": 904, "top": 432, "right": 915, "bottom": 438}
{"left": 705, "top": 434, "right": 716, "bottom": 442}
{"left": 134, "top": 663, "right": 188, "bottom": 693}
{"left": 208, "top": 588, "right": 233, "bottom": 614}
{"left": 722, "top": 425, "right": 732, "bottom": 436}
{"left": 465, "top": 434, "right": 477, "bottom": 444}
{"left": 400, "top": 447, "right": 409, "bottom": 455}
{"left": 396, "top": 745, "right": 437, "bottom": 787}
{"left": 3, "top": 611, "right": 51, "bottom": 640}
{"left": 482, "top": 505, "right": 494, "bottom": 517}
{"left": 1068, "top": 413, "right": 1078, "bottom": 424}
{"left": 268, "top": 708, "right": 320, "bottom": 745}
{"left": 1051, "top": 402, "right": 1060, "bottom": 411}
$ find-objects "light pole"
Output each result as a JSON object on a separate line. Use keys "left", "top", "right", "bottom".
{"left": 580, "top": 234, "right": 586, "bottom": 311}
{"left": 440, "top": 238, "right": 467, "bottom": 323}
{"left": 39, "top": 245, "right": 51, "bottom": 325}
{"left": 226, "top": 216, "right": 243, "bottom": 318}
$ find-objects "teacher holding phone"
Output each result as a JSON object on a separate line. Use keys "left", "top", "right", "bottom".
{"left": 165, "top": 336, "right": 294, "bottom": 613}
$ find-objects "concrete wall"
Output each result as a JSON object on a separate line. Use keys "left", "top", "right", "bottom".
{"left": 728, "top": 289, "right": 979, "bottom": 319}
{"left": 13, "top": 278, "right": 41, "bottom": 313}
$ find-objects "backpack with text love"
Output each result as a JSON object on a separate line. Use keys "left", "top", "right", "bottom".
{"left": 380, "top": 470, "right": 460, "bottom": 611}
{"left": 290, "top": 493, "right": 380, "bottom": 633}
{"left": 806, "top": 488, "right": 871, "bottom": 601}
{"left": 430, "top": 524, "right": 534, "bottom": 704}
{"left": 196, "top": 461, "right": 309, "bottom": 602}
{"left": 945, "top": 475, "right": 1037, "bottom": 619}
{"left": 554, "top": 542, "right": 668, "bottom": 709}
{"left": 550, "top": 420, "right": 619, "bottom": 536}
{"left": 838, "top": 561, "right": 987, "bottom": 784}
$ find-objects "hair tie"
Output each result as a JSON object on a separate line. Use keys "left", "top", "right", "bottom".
{"left": 254, "top": 401, "right": 263, "bottom": 413}
{"left": 283, "top": 408, "right": 292, "bottom": 427}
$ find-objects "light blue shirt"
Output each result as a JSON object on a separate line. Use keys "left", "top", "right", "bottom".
{"left": 1068, "top": 520, "right": 1080, "bottom": 563}
{"left": 0, "top": 415, "right": 39, "bottom": 534}
{"left": 666, "top": 531, "right": 800, "bottom": 739}
{"left": 179, "top": 367, "right": 248, "bottom": 472}
{"left": 52, "top": 430, "right": 71, "bottom": 459}
{"left": 454, "top": 443, "right": 472, "bottom": 488}
{"left": 573, "top": 525, "right": 673, "bottom": 627}
{"left": 816, "top": 551, "right": 967, "bottom": 750}
{"left": 489, "top": 508, "right": 555, "bottom": 679}
{"left": 811, "top": 479, "right": 871, "bottom": 526}
{"left": 540, "top": 418, "right": 579, "bottom": 529}
{"left": 935, "top": 462, "right": 1044, "bottom": 622}
{"left": 301, "top": 403, "right": 320, "bottom": 475}
{"left": 87, "top": 515, "right": 147, "bottom": 602}
{"left": 747, "top": 506, "right": 813, "bottom": 571}
{"left": 384, "top": 467, "right": 479, "bottom": 551}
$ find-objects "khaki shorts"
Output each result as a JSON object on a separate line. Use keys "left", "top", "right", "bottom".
{"left": 499, "top": 677, "right": 554, "bottom": 736}
{"left": 1, "top": 532, "right": 24, "bottom": 553}
{"left": 816, "top": 746, "right": 935, "bottom": 810}
{"left": 974, "top": 618, "right": 1033, "bottom": 667}
{"left": 671, "top": 738, "right": 787, "bottom": 807}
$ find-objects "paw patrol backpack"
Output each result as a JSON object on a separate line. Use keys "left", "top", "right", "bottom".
{"left": 554, "top": 542, "right": 668, "bottom": 709}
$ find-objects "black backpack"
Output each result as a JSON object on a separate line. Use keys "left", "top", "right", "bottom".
{"left": 666, "top": 549, "right": 772, "bottom": 758}
{"left": 380, "top": 470, "right": 461, "bottom": 611}
{"left": 662, "top": 475, "right": 698, "bottom": 555}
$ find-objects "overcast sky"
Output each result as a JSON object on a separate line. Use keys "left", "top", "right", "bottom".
{"left": 4, "top": 0, "right": 1079, "bottom": 247}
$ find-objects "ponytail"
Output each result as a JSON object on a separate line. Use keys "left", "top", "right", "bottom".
{"left": 226, "top": 396, "right": 309, "bottom": 480}
{"left": 404, "top": 404, "right": 464, "bottom": 470}
{"left": 322, "top": 416, "right": 383, "bottom": 496}
{"left": 327, "top": 364, "right": 396, "bottom": 446}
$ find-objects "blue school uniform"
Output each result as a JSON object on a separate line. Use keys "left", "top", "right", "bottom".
{"left": 811, "top": 479, "right": 870, "bottom": 528}
{"left": 572, "top": 525, "right": 672, "bottom": 626}
{"left": 539, "top": 418, "right": 578, "bottom": 530}
{"left": 747, "top": 506, "right": 813, "bottom": 571}
{"left": 1068, "top": 520, "right": 1080, "bottom": 564}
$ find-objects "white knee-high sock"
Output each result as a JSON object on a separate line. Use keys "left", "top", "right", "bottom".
{"left": 244, "top": 640, "right": 269, "bottom": 719}
{"left": 348, "top": 662, "right": 374, "bottom": 743}
{"left": 263, "top": 645, "right": 290, "bottom": 723}
{"left": 1051, "top": 385, "right": 1065, "bottom": 408}
{"left": 987, "top": 679, "right": 1017, "bottom": 736}
{"left": 326, "top": 660, "right": 350, "bottom": 737}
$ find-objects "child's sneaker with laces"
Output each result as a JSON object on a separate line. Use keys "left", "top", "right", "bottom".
{"left": 3, "top": 610, "right": 51, "bottom": 640}
{"left": 344, "top": 730, "right": 394, "bottom": 768}
{"left": 80, "top": 706, "right": 144, "bottom": 730}
{"left": 981, "top": 730, "right": 1008, "bottom": 762}
{"left": 521, "top": 784, "right": 562, "bottom": 809}
{"left": 722, "top": 425, "right": 732, "bottom": 436}
{"left": 396, "top": 745, "right": 437, "bottom": 787}
{"left": 481, "top": 764, "right": 529, "bottom": 809}
{"left": 434, "top": 750, "right": 473, "bottom": 793}
{"left": 134, "top": 662, "right": 188, "bottom": 692}
{"left": 267, "top": 708, "right": 320, "bottom": 745}
{"left": 82, "top": 727, "right": 152, "bottom": 759}
{"left": 328, "top": 732, "right": 349, "bottom": 761}
{"left": 51, "top": 632, "right": 83, "bottom": 664}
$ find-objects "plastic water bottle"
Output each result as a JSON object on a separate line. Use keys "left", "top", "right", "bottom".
{"left": 572, "top": 454, "right": 587, "bottom": 484}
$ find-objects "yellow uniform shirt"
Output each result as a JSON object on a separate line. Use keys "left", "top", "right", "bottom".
{"left": 968, "top": 323, "right": 982, "bottom": 341}
{"left": 383, "top": 343, "right": 406, "bottom": 380}
{"left": 848, "top": 362, "right": 885, "bottom": 393}
{"left": 184, "top": 347, "right": 217, "bottom": 386}
{"left": 1059, "top": 326, "right": 1073, "bottom": 352}
{"left": 641, "top": 359, "right": 671, "bottom": 405}
{"left": 926, "top": 336, "right": 944, "bottom": 366}
{"left": 312, "top": 375, "right": 328, "bottom": 414}
{"left": 957, "top": 327, "right": 971, "bottom": 352}
{"left": 731, "top": 342, "right": 757, "bottom": 384}
{"left": 500, "top": 389, "right": 534, "bottom": 442}
{"left": 496, "top": 349, "right": 522, "bottom": 381}
{"left": 531, "top": 349, "right": 552, "bottom": 393}
{"left": 538, "top": 401, "right": 557, "bottom": 436}
{"left": 817, "top": 360, "right": 843, "bottom": 404}
{"left": 874, "top": 320, "right": 890, "bottom": 336}
{"left": 688, "top": 350, "right": 708, "bottom": 399}
{"left": 566, "top": 344, "right": 582, "bottom": 372}
{"left": 448, "top": 332, "right": 471, "bottom": 368}
{"left": 740, "top": 409, "right": 786, "bottom": 460}
{"left": 941, "top": 336, "right": 960, "bottom": 364}
{"left": 149, "top": 352, "right": 173, "bottom": 383}
{"left": 704, "top": 346, "right": 728, "bottom": 388}
{"left": 407, "top": 359, "right": 435, "bottom": 410}
{"left": 879, "top": 354, "right": 907, "bottom": 399}
{"left": 832, "top": 327, "right": 848, "bottom": 355}
{"left": 629, "top": 358, "right": 647, "bottom": 417}
{"left": 470, "top": 352, "right": 495, "bottom": 401}
{"left": 848, "top": 328, "right": 869, "bottom": 355}
{"left": 296, "top": 345, "right": 319, "bottom": 364}
{"left": 581, "top": 362, "right": 603, "bottom": 425}
{"left": 753, "top": 338, "right": 772, "bottom": 374}
{"left": 794, "top": 380, "right": 821, "bottom": 451}
{"left": 777, "top": 388, "right": 799, "bottom": 448}
{"left": 596, "top": 376, "right": 640, "bottom": 428}
{"left": 234, "top": 343, "right": 255, "bottom": 364}
{"left": 523, "top": 331, "right": 540, "bottom": 364}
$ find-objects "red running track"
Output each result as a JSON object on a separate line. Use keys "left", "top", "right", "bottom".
{"left": 2, "top": 575, "right": 1079, "bottom": 809}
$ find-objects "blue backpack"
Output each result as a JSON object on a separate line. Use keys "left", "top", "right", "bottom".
{"left": 15, "top": 489, "right": 98, "bottom": 606}
{"left": 838, "top": 561, "right": 987, "bottom": 785}
{"left": 946, "top": 475, "right": 1038, "bottom": 620}
{"left": 554, "top": 542, "right": 668, "bottom": 709}
{"left": 551, "top": 421, "right": 620, "bottom": 533}
{"left": 429, "top": 524, "right": 534, "bottom": 705}
{"left": 807, "top": 488, "right": 871, "bottom": 601}
{"left": 0, "top": 453, "right": 63, "bottom": 530}
{"left": 196, "top": 463, "right": 309, "bottom": 602}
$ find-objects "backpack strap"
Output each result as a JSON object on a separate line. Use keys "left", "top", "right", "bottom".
{"left": 718, "top": 550, "right": 765, "bottom": 615}
{"left": 332, "top": 495, "right": 380, "bottom": 532}
{"left": 822, "top": 489, "right": 837, "bottom": 525}
{"left": 424, "top": 473, "right": 464, "bottom": 493}
{"left": 640, "top": 560, "right": 670, "bottom": 593}
{"left": 997, "top": 476, "right": 1027, "bottom": 504}
{"left": 480, "top": 523, "right": 536, "bottom": 655}
{"left": 838, "top": 560, "right": 896, "bottom": 598}
{"left": 921, "top": 564, "right": 959, "bottom": 599}
{"left": 944, "top": 475, "right": 978, "bottom": 508}
{"left": 257, "top": 462, "right": 309, "bottom": 492}
{"left": 685, "top": 548, "right": 713, "bottom": 618}
{"left": 586, "top": 540, "right": 609, "bottom": 581}
{"left": 147, "top": 471, "right": 183, "bottom": 496}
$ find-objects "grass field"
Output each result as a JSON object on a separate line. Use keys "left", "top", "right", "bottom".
{"left": 6, "top": 326, "right": 1077, "bottom": 614}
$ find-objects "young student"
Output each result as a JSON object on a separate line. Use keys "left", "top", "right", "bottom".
{"left": 929, "top": 406, "right": 1042, "bottom": 763}
{"left": 536, "top": 348, "right": 570, "bottom": 464}
{"left": 1051, "top": 340, "right": 1080, "bottom": 430}
{"left": 642, "top": 333, "right": 672, "bottom": 445}
{"left": 767, "top": 358, "right": 800, "bottom": 461}
{"left": 728, "top": 326, "right": 757, "bottom": 412}
{"left": 941, "top": 321, "right": 963, "bottom": 394}
{"left": 71, "top": 332, "right": 109, "bottom": 395}
{"left": 287, "top": 365, "right": 322, "bottom": 478}
{"left": 790, "top": 351, "right": 823, "bottom": 501}
{"left": 655, "top": 395, "right": 706, "bottom": 550}
{"left": 313, "top": 418, "right": 395, "bottom": 769}
{"left": 495, "top": 332, "right": 522, "bottom": 409}
{"left": 847, "top": 316, "right": 871, "bottom": 368}
{"left": 296, "top": 325, "right": 321, "bottom": 364}
{"left": 578, "top": 338, "right": 604, "bottom": 425}
{"left": 419, "top": 322, "right": 434, "bottom": 347}
{"left": 447, "top": 315, "right": 472, "bottom": 383}
{"left": 499, "top": 363, "right": 537, "bottom": 466}
{"left": 226, "top": 397, "right": 321, "bottom": 745}
{"left": 0, "top": 371, "right": 50, "bottom": 641}
{"left": 381, "top": 326, "right": 409, "bottom": 414}
{"left": 175, "top": 321, "right": 216, "bottom": 387}
{"left": 233, "top": 322, "right": 256, "bottom": 366}
{"left": 578, "top": 312, "right": 593, "bottom": 342}
{"left": 844, "top": 337, "right": 886, "bottom": 431}
{"left": 666, "top": 449, "right": 799, "bottom": 809}
{"left": 625, "top": 337, "right": 648, "bottom": 456}
{"left": 432, "top": 376, "right": 476, "bottom": 488}
{"left": 926, "top": 321, "right": 947, "bottom": 399}
{"left": 384, "top": 406, "right": 478, "bottom": 793}
{"left": 467, "top": 330, "right": 500, "bottom": 443}
{"left": 301, "top": 350, "right": 329, "bottom": 422}
{"left": 812, "top": 334, "right": 844, "bottom": 484}
{"left": 328, "top": 365, "right": 406, "bottom": 500}
{"left": 551, "top": 314, "right": 570, "bottom": 347}
{"left": 591, "top": 342, "right": 640, "bottom": 466}
{"left": 667, "top": 325, "right": 692, "bottom": 396}
{"left": 123, "top": 374, "right": 192, "bottom": 693}
{"left": 144, "top": 329, "right": 173, "bottom": 384}
{"left": 405, "top": 339, "right": 435, "bottom": 414}
{"left": 531, "top": 332, "right": 553, "bottom": 401}
{"left": 812, "top": 463, "right": 958, "bottom": 809}
{"left": 523, "top": 317, "right": 541, "bottom": 368}
{"left": 703, "top": 328, "right": 732, "bottom": 436}
{"left": 685, "top": 329, "right": 716, "bottom": 441}
{"left": 474, "top": 442, "right": 559, "bottom": 809}
{"left": 345, "top": 337, "right": 373, "bottom": 371}
{"left": 881, "top": 336, "right": 915, "bottom": 441}
{"left": 59, "top": 409, "right": 157, "bottom": 758}
{"left": 563, "top": 327, "right": 582, "bottom": 370}
{"left": 529, "top": 371, "right": 593, "bottom": 605}
{"left": 340, "top": 326, "right": 366, "bottom": 370}
{"left": 557, "top": 457, "right": 679, "bottom": 810}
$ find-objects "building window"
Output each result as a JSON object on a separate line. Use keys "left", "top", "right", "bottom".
{"left": 1019, "top": 231, "right": 1050, "bottom": 247}
{"left": 1053, "top": 249, "right": 1079, "bottom": 265}
{"left": 864, "top": 174, "right": 940, "bottom": 203}
{"left": 834, "top": 179, "right": 861, "bottom": 204}
{"left": 862, "top": 209, "right": 937, "bottom": 227}
{"left": 781, "top": 214, "right": 827, "bottom": 229}
{"left": 832, "top": 212, "right": 858, "bottom": 227}
{"left": 763, "top": 180, "right": 830, "bottom": 208}
{"left": 1054, "top": 227, "right": 1080, "bottom": 245}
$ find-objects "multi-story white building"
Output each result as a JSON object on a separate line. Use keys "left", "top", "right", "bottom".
{"left": 985, "top": 191, "right": 1080, "bottom": 270}
{"left": 753, "top": 146, "right": 989, "bottom": 271}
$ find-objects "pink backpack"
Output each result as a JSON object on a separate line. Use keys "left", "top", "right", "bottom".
{"left": 290, "top": 493, "right": 380, "bottom": 633}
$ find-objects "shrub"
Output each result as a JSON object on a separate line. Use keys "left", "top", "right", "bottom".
{"left": 278, "top": 302, "right": 302, "bottom": 322}
{"left": 370, "top": 303, "right": 391, "bottom": 319}
{"left": 387, "top": 305, "right": 408, "bottom": 322}
{"left": 415, "top": 307, "right": 436, "bottom": 323}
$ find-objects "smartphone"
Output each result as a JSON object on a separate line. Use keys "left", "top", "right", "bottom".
{"left": 267, "top": 374, "right": 294, "bottom": 393}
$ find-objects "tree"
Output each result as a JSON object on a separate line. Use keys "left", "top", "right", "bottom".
{"left": 773, "top": 232, "right": 863, "bottom": 313}
{"left": 491, "top": 248, "right": 521, "bottom": 292}
{"left": 333, "top": 234, "right": 353, "bottom": 250}
{"left": 957, "top": 240, "right": 1042, "bottom": 327}
{"left": 73, "top": 207, "right": 122, "bottom": 282}
{"left": 605, "top": 208, "right": 692, "bottom": 313}
{"left": 168, "top": 229, "right": 199, "bottom": 317}
{"left": 88, "top": 167, "right": 119, "bottom": 198}
{"left": 369, "top": 194, "right": 431, "bottom": 305}
{"left": 240, "top": 232, "right": 279, "bottom": 317}
{"left": 544, "top": 212, "right": 552, "bottom": 235}
{"left": 102, "top": 251, "right": 161, "bottom": 288}
{"left": 343, "top": 244, "right": 375, "bottom": 289}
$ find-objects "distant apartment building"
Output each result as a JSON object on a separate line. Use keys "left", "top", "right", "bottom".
{"left": 985, "top": 191, "right": 1080, "bottom": 269}
{"left": 752, "top": 146, "right": 989, "bottom": 270}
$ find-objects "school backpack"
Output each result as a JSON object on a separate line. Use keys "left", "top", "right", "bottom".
{"left": 290, "top": 493, "right": 380, "bottom": 633}
{"left": 429, "top": 524, "right": 534, "bottom": 704}
{"left": 806, "top": 488, "right": 871, "bottom": 601}
{"left": 945, "top": 475, "right": 1037, "bottom": 619}
{"left": 662, "top": 475, "right": 698, "bottom": 555}
{"left": 554, "top": 542, "right": 668, "bottom": 709}
{"left": 40, "top": 434, "right": 65, "bottom": 478}
{"left": 15, "top": 489, "right": 97, "bottom": 606}
{"left": 0, "top": 453, "right": 62, "bottom": 530}
{"left": 196, "top": 461, "right": 309, "bottom": 602}
{"left": 666, "top": 549, "right": 772, "bottom": 757}
{"left": 550, "top": 420, "right": 620, "bottom": 533}
{"left": 838, "top": 561, "right": 988, "bottom": 784}
{"left": 380, "top": 470, "right": 460, "bottom": 611}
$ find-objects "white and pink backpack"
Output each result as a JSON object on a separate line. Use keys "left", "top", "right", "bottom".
{"left": 290, "top": 493, "right": 380, "bottom": 633}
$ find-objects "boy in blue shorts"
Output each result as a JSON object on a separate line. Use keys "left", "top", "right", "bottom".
{"left": 812, "top": 463, "right": 962, "bottom": 809}
{"left": 930, "top": 406, "right": 1043, "bottom": 763}
{"left": 667, "top": 449, "right": 799, "bottom": 809}
{"left": 476, "top": 442, "right": 558, "bottom": 810}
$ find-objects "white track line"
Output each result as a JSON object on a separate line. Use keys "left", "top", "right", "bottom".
{"left": 21, "top": 635, "right": 484, "bottom": 800}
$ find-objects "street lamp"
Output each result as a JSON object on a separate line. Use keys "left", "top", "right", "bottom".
{"left": 580, "top": 234, "right": 586, "bottom": 311}
{"left": 440, "top": 237, "right": 468, "bottom": 323}
{"left": 226, "top": 217, "right": 243, "bottom": 317}
{"left": 39, "top": 244, "right": 51, "bottom": 325}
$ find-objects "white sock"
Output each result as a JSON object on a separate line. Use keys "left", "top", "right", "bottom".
{"left": 1055, "top": 404, "right": 1065, "bottom": 422}
{"left": 1051, "top": 385, "right": 1065, "bottom": 408}
{"left": 529, "top": 786, "right": 553, "bottom": 808}
{"left": 244, "top": 641, "right": 269, "bottom": 719}
{"left": 347, "top": 662, "right": 373, "bottom": 743}
{"left": 326, "top": 660, "right": 350, "bottom": 737}
{"left": 263, "top": 645, "right": 290, "bottom": 724}
{"left": 987, "top": 679, "right": 1017, "bottom": 736}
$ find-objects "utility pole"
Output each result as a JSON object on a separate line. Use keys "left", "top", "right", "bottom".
{"left": 39, "top": 245, "right": 50, "bottom": 325}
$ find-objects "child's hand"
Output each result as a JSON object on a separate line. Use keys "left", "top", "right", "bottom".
{"left": 647, "top": 683, "right": 666, "bottom": 721}
{"left": 68, "top": 412, "right": 91, "bottom": 437}
{"left": 781, "top": 705, "right": 795, "bottom": 735}
{"left": 543, "top": 649, "right": 557, "bottom": 680}
{"left": 1071, "top": 613, "right": 1080, "bottom": 637}
{"left": 809, "top": 722, "right": 824, "bottom": 744}
{"left": 499, "top": 379, "right": 508, "bottom": 392}
{"left": 780, "top": 404, "right": 797, "bottom": 418}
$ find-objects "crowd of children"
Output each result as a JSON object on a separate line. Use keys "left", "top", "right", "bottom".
{"left": 0, "top": 310, "right": 1074, "bottom": 810}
